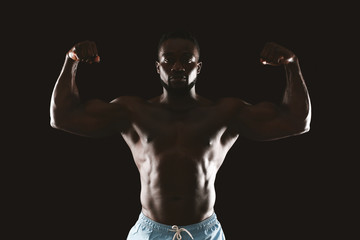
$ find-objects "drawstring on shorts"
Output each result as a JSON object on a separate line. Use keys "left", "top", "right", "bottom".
{"left": 169, "top": 225, "right": 194, "bottom": 240}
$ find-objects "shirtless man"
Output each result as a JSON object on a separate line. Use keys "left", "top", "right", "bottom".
{"left": 50, "top": 31, "right": 311, "bottom": 239}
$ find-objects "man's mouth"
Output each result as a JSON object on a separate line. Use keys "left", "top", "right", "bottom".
{"left": 170, "top": 75, "right": 187, "bottom": 81}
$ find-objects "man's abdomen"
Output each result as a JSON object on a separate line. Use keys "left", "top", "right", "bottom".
{"left": 138, "top": 150, "right": 218, "bottom": 225}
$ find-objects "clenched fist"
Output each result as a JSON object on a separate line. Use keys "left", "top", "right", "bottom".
{"left": 67, "top": 40, "right": 100, "bottom": 63}
{"left": 260, "top": 42, "right": 296, "bottom": 66}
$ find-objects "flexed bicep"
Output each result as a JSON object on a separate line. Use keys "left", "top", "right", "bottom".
{"left": 50, "top": 41, "right": 133, "bottom": 137}
{"left": 235, "top": 101, "right": 306, "bottom": 141}
{"left": 233, "top": 42, "right": 311, "bottom": 141}
{"left": 53, "top": 98, "right": 132, "bottom": 138}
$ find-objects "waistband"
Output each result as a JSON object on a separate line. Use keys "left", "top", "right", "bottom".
{"left": 138, "top": 212, "right": 219, "bottom": 232}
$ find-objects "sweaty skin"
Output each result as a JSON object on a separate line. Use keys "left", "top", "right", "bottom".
{"left": 50, "top": 38, "right": 311, "bottom": 225}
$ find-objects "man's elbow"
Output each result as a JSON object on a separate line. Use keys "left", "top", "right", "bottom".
{"left": 301, "top": 107, "right": 312, "bottom": 133}
{"left": 50, "top": 118, "right": 60, "bottom": 129}
{"left": 297, "top": 124, "right": 310, "bottom": 135}
{"left": 50, "top": 117, "right": 64, "bottom": 130}
{"left": 293, "top": 116, "right": 311, "bottom": 136}
{"left": 49, "top": 111, "right": 68, "bottom": 131}
{"left": 50, "top": 109, "right": 58, "bottom": 129}
{"left": 50, "top": 104, "right": 72, "bottom": 131}
{"left": 50, "top": 104, "right": 61, "bottom": 129}
{"left": 50, "top": 118, "right": 56, "bottom": 129}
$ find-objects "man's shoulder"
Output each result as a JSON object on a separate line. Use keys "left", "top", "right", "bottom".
{"left": 147, "top": 96, "right": 161, "bottom": 104}
{"left": 216, "top": 97, "right": 250, "bottom": 108}
{"left": 110, "top": 96, "right": 148, "bottom": 105}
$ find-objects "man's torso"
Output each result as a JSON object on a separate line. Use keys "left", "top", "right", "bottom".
{"left": 117, "top": 96, "right": 241, "bottom": 225}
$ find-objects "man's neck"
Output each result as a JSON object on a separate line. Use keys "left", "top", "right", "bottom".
{"left": 160, "top": 88, "right": 199, "bottom": 110}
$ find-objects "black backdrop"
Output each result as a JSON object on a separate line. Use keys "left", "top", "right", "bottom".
{"left": 6, "top": 2, "right": 356, "bottom": 239}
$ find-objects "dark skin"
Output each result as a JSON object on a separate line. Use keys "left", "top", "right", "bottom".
{"left": 50, "top": 38, "right": 311, "bottom": 225}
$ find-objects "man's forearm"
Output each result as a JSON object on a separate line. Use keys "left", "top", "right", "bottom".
{"left": 50, "top": 55, "right": 80, "bottom": 127}
{"left": 282, "top": 59, "right": 312, "bottom": 127}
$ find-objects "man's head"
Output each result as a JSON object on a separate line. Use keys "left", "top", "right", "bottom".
{"left": 156, "top": 31, "right": 202, "bottom": 95}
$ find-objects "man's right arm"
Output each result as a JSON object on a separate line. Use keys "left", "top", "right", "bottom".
{"left": 50, "top": 41, "right": 131, "bottom": 137}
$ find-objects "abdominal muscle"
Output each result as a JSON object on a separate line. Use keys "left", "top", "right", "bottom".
{"left": 137, "top": 149, "right": 219, "bottom": 225}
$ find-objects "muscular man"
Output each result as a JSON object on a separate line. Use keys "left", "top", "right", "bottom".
{"left": 50, "top": 31, "right": 311, "bottom": 239}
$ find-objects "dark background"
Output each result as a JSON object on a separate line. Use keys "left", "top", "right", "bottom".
{"left": 5, "top": 2, "right": 356, "bottom": 240}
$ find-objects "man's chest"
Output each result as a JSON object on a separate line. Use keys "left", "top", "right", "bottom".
{"left": 124, "top": 105, "right": 237, "bottom": 148}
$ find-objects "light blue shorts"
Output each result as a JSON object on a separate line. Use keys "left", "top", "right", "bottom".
{"left": 127, "top": 212, "right": 226, "bottom": 240}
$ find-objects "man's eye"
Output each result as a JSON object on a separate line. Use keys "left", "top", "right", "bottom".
{"left": 183, "top": 57, "right": 195, "bottom": 63}
{"left": 164, "top": 58, "right": 173, "bottom": 63}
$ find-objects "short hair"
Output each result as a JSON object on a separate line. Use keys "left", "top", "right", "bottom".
{"left": 157, "top": 30, "right": 200, "bottom": 58}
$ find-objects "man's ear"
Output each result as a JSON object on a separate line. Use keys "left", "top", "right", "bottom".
{"left": 197, "top": 62, "right": 202, "bottom": 74}
{"left": 155, "top": 61, "right": 160, "bottom": 74}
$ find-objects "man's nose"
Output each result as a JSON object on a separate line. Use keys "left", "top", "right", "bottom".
{"left": 171, "top": 60, "right": 185, "bottom": 72}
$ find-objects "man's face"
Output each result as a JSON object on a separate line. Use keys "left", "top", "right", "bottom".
{"left": 156, "top": 38, "right": 202, "bottom": 92}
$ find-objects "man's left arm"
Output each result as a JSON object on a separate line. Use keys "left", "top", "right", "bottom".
{"left": 233, "top": 42, "right": 311, "bottom": 141}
